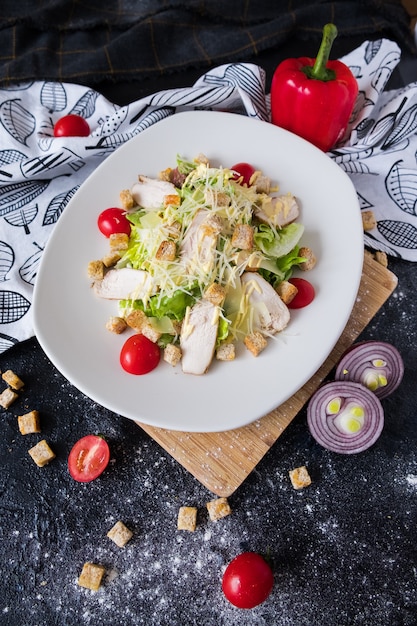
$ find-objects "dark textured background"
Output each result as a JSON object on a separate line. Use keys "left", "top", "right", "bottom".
{"left": 0, "top": 0, "right": 415, "bottom": 92}
{"left": 1, "top": 255, "right": 416, "bottom": 626}
{"left": 1, "top": 2, "right": 417, "bottom": 624}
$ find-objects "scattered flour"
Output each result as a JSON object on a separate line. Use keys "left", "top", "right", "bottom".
{"left": 406, "top": 474, "right": 417, "bottom": 486}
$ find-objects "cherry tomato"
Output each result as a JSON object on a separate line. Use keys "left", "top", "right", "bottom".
{"left": 98, "top": 207, "right": 131, "bottom": 237}
{"left": 54, "top": 114, "right": 90, "bottom": 137}
{"left": 68, "top": 435, "right": 110, "bottom": 482}
{"left": 230, "top": 162, "right": 256, "bottom": 186}
{"left": 120, "top": 334, "right": 161, "bottom": 375}
{"left": 222, "top": 552, "right": 274, "bottom": 609}
{"left": 287, "top": 277, "right": 315, "bottom": 309}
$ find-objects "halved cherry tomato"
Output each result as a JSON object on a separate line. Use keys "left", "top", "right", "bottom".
{"left": 68, "top": 435, "right": 110, "bottom": 482}
{"left": 230, "top": 162, "right": 256, "bottom": 186}
{"left": 222, "top": 552, "right": 274, "bottom": 609}
{"left": 120, "top": 334, "right": 161, "bottom": 375}
{"left": 54, "top": 114, "right": 90, "bottom": 137}
{"left": 287, "top": 277, "right": 315, "bottom": 309}
{"left": 98, "top": 207, "right": 131, "bottom": 237}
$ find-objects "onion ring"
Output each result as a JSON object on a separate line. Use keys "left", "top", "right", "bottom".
{"left": 307, "top": 381, "right": 384, "bottom": 454}
{"left": 334, "top": 340, "right": 404, "bottom": 399}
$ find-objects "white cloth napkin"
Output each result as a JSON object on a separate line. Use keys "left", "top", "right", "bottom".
{"left": 0, "top": 38, "right": 416, "bottom": 353}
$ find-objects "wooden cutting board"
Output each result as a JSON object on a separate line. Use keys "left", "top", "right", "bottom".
{"left": 137, "top": 253, "right": 398, "bottom": 496}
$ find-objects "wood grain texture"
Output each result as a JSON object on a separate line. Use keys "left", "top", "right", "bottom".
{"left": 137, "top": 253, "right": 398, "bottom": 496}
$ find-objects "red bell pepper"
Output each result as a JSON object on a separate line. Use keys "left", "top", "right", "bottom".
{"left": 270, "top": 23, "right": 358, "bottom": 152}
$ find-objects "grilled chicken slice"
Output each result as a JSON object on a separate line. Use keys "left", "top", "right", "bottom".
{"left": 180, "top": 299, "right": 219, "bottom": 375}
{"left": 180, "top": 209, "right": 220, "bottom": 275}
{"left": 93, "top": 268, "right": 154, "bottom": 300}
{"left": 255, "top": 194, "right": 299, "bottom": 228}
{"left": 131, "top": 176, "right": 179, "bottom": 210}
{"left": 241, "top": 272, "right": 290, "bottom": 334}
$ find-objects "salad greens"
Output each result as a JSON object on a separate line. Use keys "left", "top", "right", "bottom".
{"left": 116, "top": 155, "right": 306, "bottom": 346}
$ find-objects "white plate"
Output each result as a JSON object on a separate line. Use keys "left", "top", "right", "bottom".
{"left": 33, "top": 111, "right": 363, "bottom": 432}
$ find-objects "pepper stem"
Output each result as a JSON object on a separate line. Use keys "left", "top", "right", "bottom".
{"left": 304, "top": 23, "right": 338, "bottom": 82}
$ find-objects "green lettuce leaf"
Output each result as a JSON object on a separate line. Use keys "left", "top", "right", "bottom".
{"left": 122, "top": 287, "right": 200, "bottom": 321}
{"left": 254, "top": 222, "right": 304, "bottom": 258}
{"left": 216, "top": 316, "right": 230, "bottom": 346}
{"left": 176, "top": 154, "right": 198, "bottom": 175}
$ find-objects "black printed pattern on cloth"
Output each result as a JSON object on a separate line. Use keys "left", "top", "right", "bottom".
{"left": 331, "top": 40, "right": 417, "bottom": 259}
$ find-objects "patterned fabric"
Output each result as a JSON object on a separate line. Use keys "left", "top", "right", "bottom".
{"left": 1, "top": 39, "right": 417, "bottom": 354}
{"left": 335, "top": 41, "right": 417, "bottom": 258}
{"left": 0, "top": 0, "right": 414, "bottom": 87}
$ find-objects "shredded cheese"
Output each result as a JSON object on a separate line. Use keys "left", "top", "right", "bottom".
{"left": 112, "top": 157, "right": 304, "bottom": 354}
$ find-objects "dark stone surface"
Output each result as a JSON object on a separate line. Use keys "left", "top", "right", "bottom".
{"left": 1, "top": 25, "right": 417, "bottom": 625}
{"left": 1, "top": 256, "right": 416, "bottom": 626}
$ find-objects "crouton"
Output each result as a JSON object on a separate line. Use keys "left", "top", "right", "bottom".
{"left": 158, "top": 167, "right": 173, "bottom": 182}
{"left": 155, "top": 240, "right": 176, "bottom": 261}
{"left": 78, "top": 562, "right": 106, "bottom": 591}
{"left": 244, "top": 331, "right": 268, "bottom": 357}
{"left": 163, "top": 194, "right": 181, "bottom": 207}
{"left": 298, "top": 246, "right": 317, "bottom": 271}
{"left": 177, "top": 506, "right": 198, "bottom": 531}
{"left": 107, "top": 521, "right": 133, "bottom": 547}
{"left": 216, "top": 343, "right": 236, "bottom": 361}
{"left": 102, "top": 251, "right": 122, "bottom": 268}
{"left": 109, "top": 232, "right": 129, "bottom": 252}
{"left": 204, "top": 283, "right": 226, "bottom": 306}
{"left": 0, "top": 387, "right": 18, "bottom": 409}
{"left": 105, "top": 316, "right": 127, "bottom": 334}
{"left": 231, "top": 224, "right": 254, "bottom": 250}
{"left": 196, "top": 213, "right": 223, "bottom": 240}
{"left": 141, "top": 324, "right": 161, "bottom": 344}
{"left": 276, "top": 280, "right": 298, "bottom": 305}
{"left": 2, "top": 369, "right": 24, "bottom": 390}
{"left": 119, "top": 189, "right": 135, "bottom": 209}
{"left": 125, "top": 309, "right": 147, "bottom": 332}
{"left": 362, "top": 210, "right": 377, "bottom": 231}
{"left": 28, "top": 440, "right": 56, "bottom": 467}
{"left": 206, "top": 497, "right": 232, "bottom": 522}
{"left": 87, "top": 260, "right": 105, "bottom": 280}
{"left": 374, "top": 250, "right": 388, "bottom": 267}
{"left": 126, "top": 313, "right": 161, "bottom": 342}
{"left": 289, "top": 465, "right": 312, "bottom": 490}
{"left": 163, "top": 343, "right": 182, "bottom": 367}
{"left": 18, "top": 410, "right": 41, "bottom": 435}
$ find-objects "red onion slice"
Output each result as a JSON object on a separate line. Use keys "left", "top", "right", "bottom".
{"left": 307, "top": 381, "right": 384, "bottom": 454}
{"left": 334, "top": 340, "right": 404, "bottom": 399}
